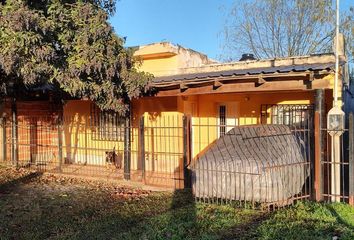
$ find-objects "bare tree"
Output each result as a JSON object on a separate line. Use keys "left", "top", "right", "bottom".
{"left": 222, "top": 0, "right": 353, "bottom": 61}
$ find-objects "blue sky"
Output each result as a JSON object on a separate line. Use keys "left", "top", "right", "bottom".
{"left": 110, "top": 0, "right": 352, "bottom": 61}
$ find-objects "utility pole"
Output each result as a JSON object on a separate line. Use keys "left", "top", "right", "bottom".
{"left": 334, "top": 0, "right": 340, "bottom": 107}
{"left": 328, "top": 0, "right": 345, "bottom": 202}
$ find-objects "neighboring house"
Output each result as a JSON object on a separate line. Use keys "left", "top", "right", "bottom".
{"left": 0, "top": 41, "right": 348, "bottom": 191}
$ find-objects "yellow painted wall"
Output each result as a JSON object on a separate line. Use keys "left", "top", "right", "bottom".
{"left": 134, "top": 42, "right": 214, "bottom": 77}
{"left": 143, "top": 112, "right": 184, "bottom": 177}
{"left": 182, "top": 91, "right": 314, "bottom": 158}
{"left": 62, "top": 100, "right": 139, "bottom": 172}
{"left": 325, "top": 72, "right": 342, "bottom": 107}
{"left": 61, "top": 97, "right": 182, "bottom": 185}
{"left": 132, "top": 90, "right": 317, "bottom": 165}
{"left": 131, "top": 96, "right": 182, "bottom": 174}
{"left": 61, "top": 98, "right": 183, "bottom": 183}
{"left": 137, "top": 55, "right": 179, "bottom": 76}
{"left": 131, "top": 97, "right": 184, "bottom": 186}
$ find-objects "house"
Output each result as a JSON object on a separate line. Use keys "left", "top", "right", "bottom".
{"left": 130, "top": 42, "right": 347, "bottom": 196}
{"left": 0, "top": 41, "right": 350, "bottom": 203}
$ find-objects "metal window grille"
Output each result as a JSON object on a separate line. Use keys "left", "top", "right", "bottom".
{"left": 261, "top": 104, "right": 314, "bottom": 128}
{"left": 219, "top": 105, "right": 226, "bottom": 136}
{"left": 90, "top": 104, "right": 125, "bottom": 141}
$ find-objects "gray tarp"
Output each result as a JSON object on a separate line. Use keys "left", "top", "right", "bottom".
{"left": 191, "top": 125, "right": 310, "bottom": 203}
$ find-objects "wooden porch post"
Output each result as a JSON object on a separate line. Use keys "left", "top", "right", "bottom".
{"left": 314, "top": 89, "right": 325, "bottom": 201}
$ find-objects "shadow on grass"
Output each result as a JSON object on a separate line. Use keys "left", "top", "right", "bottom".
{"left": 66, "top": 191, "right": 197, "bottom": 240}
{"left": 325, "top": 204, "right": 354, "bottom": 232}
{"left": 164, "top": 188, "right": 197, "bottom": 239}
{"left": 246, "top": 202, "right": 354, "bottom": 240}
{"left": 0, "top": 170, "right": 276, "bottom": 239}
{"left": 219, "top": 212, "right": 270, "bottom": 240}
{"left": 0, "top": 171, "right": 42, "bottom": 194}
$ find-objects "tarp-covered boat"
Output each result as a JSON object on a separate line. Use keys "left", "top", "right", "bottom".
{"left": 191, "top": 125, "right": 310, "bottom": 203}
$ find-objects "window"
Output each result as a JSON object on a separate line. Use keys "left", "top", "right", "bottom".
{"left": 261, "top": 104, "right": 313, "bottom": 128}
{"left": 219, "top": 105, "right": 226, "bottom": 136}
{"left": 90, "top": 104, "right": 125, "bottom": 141}
{"left": 273, "top": 105, "right": 310, "bottom": 127}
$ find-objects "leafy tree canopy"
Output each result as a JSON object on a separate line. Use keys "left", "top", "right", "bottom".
{"left": 0, "top": 0, "right": 152, "bottom": 114}
{"left": 222, "top": 0, "right": 353, "bottom": 62}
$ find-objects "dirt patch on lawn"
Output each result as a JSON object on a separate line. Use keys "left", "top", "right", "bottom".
{"left": 0, "top": 166, "right": 173, "bottom": 239}
{"left": 0, "top": 166, "right": 153, "bottom": 200}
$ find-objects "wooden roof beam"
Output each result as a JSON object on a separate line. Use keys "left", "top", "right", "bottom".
{"left": 256, "top": 75, "right": 266, "bottom": 87}
{"left": 153, "top": 77, "right": 332, "bottom": 97}
{"left": 152, "top": 71, "right": 319, "bottom": 88}
{"left": 305, "top": 70, "right": 315, "bottom": 82}
{"left": 303, "top": 71, "right": 315, "bottom": 89}
{"left": 180, "top": 83, "right": 188, "bottom": 92}
{"left": 213, "top": 80, "right": 223, "bottom": 89}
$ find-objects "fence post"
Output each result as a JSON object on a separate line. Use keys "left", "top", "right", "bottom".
{"left": 57, "top": 114, "right": 63, "bottom": 172}
{"left": 183, "top": 115, "right": 191, "bottom": 189}
{"left": 1, "top": 117, "right": 6, "bottom": 162}
{"left": 139, "top": 116, "right": 145, "bottom": 182}
{"left": 349, "top": 112, "right": 354, "bottom": 206}
{"left": 313, "top": 89, "right": 324, "bottom": 201}
{"left": 11, "top": 98, "right": 18, "bottom": 168}
{"left": 124, "top": 112, "right": 131, "bottom": 180}
{"left": 314, "top": 112, "right": 323, "bottom": 201}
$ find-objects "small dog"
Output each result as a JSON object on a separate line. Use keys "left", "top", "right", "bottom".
{"left": 105, "top": 148, "right": 122, "bottom": 169}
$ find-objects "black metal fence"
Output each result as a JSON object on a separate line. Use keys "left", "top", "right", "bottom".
{"left": 0, "top": 113, "right": 186, "bottom": 188}
{"left": 0, "top": 105, "right": 353, "bottom": 209}
{"left": 321, "top": 112, "right": 354, "bottom": 204}
{"left": 141, "top": 114, "right": 185, "bottom": 188}
{"left": 0, "top": 115, "right": 138, "bottom": 181}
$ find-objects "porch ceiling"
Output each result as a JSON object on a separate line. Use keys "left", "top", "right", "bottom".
{"left": 151, "top": 63, "right": 335, "bottom": 97}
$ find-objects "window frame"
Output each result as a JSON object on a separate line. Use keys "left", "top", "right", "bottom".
{"left": 219, "top": 105, "right": 226, "bottom": 137}
{"left": 90, "top": 104, "right": 125, "bottom": 141}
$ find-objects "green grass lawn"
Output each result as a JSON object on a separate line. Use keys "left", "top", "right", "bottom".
{"left": 0, "top": 166, "right": 353, "bottom": 240}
